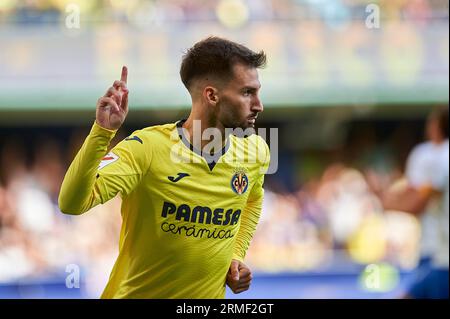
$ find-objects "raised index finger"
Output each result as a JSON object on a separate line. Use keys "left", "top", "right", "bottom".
{"left": 121, "top": 66, "right": 128, "bottom": 84}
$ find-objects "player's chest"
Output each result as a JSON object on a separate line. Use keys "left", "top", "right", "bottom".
{"left": 143, "top": 160, "right": 256, "bottom": 204}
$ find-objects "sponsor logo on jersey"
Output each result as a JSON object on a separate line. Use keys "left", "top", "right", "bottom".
{"left": 168, "top": 173, "right": 190, "bottom": 182}
{"left": 160, "top": 201, "right": 240, "bottom": 239}
{"left": 161, "top": 201, "right": 241, "bottom": 226}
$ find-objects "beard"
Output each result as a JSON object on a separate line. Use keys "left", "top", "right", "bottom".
{"left": 216, "top": 99, "right": 257, "bottom": 137}
{"left": 222, "top": 114, "right": 251, "bottom": 131}
{"left": 222, "top": 114, "right": 257, "bottom": 137}
{"left": 218, "top": 105, "right": 248, "bottom": 130}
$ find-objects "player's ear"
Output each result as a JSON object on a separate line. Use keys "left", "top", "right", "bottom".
{"left": 204, "top": 86, "right": 219, "bottom": 105}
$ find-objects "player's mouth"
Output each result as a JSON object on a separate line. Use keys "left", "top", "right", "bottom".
{"left": 248, "top": 115, "right": 258, "bottom": 125}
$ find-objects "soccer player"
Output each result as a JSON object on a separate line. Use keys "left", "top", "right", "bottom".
{"left": 58, "top": 37, "right": 270, "bottom": 298}
{"left": 382, "top": 107, "right": 449, "bottom": 298}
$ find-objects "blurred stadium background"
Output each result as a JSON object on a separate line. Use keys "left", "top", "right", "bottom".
{"left": 0, "top": 0, "right": 448, "bottom": 298}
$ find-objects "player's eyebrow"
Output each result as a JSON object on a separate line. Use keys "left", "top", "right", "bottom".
{"left": 241, "top": 85, "right": 261, "bottom": 92}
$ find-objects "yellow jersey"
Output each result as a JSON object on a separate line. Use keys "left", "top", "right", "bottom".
{"left": 58, "top": 120, "right": 270, "bottom": 298}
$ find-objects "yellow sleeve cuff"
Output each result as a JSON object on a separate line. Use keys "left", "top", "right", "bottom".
{"left": 231, "top": 253, "right": 244, "bottom": 263}
{"left": 91, "top": 121, "right": 118, "bottom": 139}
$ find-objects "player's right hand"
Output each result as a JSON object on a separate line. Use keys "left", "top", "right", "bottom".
{"left": 96, "top": 66, "right": 129, "bottom": 130}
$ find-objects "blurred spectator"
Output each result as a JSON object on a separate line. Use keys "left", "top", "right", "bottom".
{"left": 379, "top": 106, "right": 449, "bottom": 298}
{"left": 0, "top": 0, "right": 447, "bottom": 26}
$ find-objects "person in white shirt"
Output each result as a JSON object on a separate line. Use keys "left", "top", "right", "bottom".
{"left": 382, "top": 106, "right": 449, "bottom": 298}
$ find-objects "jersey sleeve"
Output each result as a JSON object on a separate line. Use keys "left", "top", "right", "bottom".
{"left": 58, "top": 121, "right": 151, "bottom": 215}
{"left": 232, "top": 137, "right": 270, "bottom": 262}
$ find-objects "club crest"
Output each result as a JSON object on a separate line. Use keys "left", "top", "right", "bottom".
{"left": 231, "top": 168, "right": 249, "bottom": 195}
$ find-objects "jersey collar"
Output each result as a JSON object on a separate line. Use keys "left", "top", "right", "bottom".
{"left": 176, "top": 119, "right": 231, "bottom": 171}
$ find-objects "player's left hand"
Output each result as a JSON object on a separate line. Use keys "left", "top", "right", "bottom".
{"left": 226, "top": 259, "right": 252, "bottom": 294}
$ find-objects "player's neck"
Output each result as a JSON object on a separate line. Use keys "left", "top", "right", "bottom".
{"left": 182, "top": 115, "right": 228, "bottom": 153}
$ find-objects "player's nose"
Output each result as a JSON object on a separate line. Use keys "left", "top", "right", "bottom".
{"left": 251, "top": 96, "right": 263, "bottom": 113}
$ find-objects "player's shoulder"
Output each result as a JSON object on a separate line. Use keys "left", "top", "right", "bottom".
{"left": 126, "top": 122, "right": 178, "bottom": 144}
{"left": 231, "top": 133, "right": 269, "bottom": 148}
{"left": 230, "top": 133, "right": 270, "bottom": 169}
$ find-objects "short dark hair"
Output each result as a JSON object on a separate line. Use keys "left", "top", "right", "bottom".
{"left": 180, "top": 36, "right": 267, "bottom": 91}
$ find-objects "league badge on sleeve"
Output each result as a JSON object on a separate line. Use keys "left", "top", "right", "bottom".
{"left": 231, "top": 168, "right": 249, "bottom": 195}
{"left": 98, "top": 151, "right": 119, "bottom": 170}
